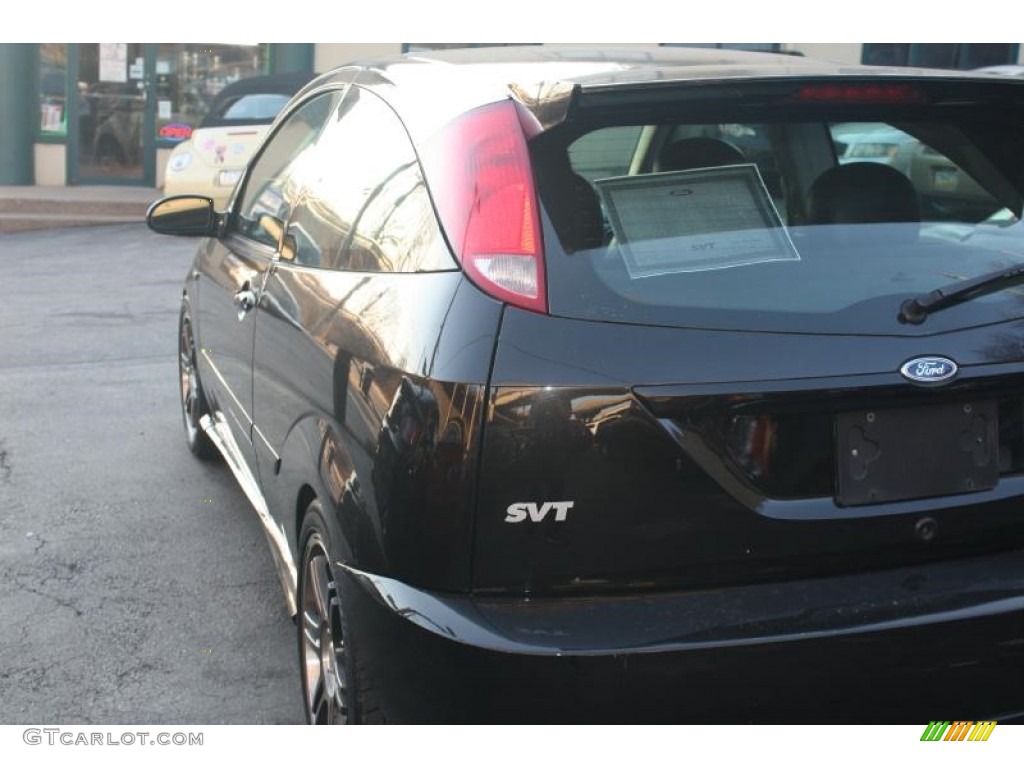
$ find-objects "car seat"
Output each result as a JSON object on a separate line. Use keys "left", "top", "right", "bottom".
{"left": 805, "top": 162, "right": 920, "bottom": 243}
{"left": 654, "top": 137, "right": 747, "bottom": 172}
{"left": 539, "top": 153, "right": 608, "bottom": 253}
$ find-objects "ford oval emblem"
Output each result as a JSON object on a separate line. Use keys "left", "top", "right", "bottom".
{"left": 900, "top": 356, "right": 958, "bottom": 384}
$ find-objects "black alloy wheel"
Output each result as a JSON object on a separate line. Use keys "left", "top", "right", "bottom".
{"left": 178, "top": 307, "right": 218, "bottom": 460}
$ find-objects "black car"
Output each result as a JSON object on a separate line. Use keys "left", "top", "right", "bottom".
{"left": 147, "top": 47, "right": 1024, "bottom": 724}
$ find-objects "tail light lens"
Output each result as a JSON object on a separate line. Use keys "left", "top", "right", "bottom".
{"left": 421, "top": 100, "right": 547, "bottom": 313}
{"left": 794, "top": 84, "right": 927, "bottom": 103}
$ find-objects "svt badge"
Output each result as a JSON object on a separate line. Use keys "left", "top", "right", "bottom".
{"left": 900, "top": 356, "right": 958, "bottom": 384}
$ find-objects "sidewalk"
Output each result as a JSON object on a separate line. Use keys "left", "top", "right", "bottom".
{"left": 0, "top": 185, "right": 162, "bottom": 234}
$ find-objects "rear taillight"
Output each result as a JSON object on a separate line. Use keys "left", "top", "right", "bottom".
{"left": 422, "top": 100, "right": 547, "bottom": 314}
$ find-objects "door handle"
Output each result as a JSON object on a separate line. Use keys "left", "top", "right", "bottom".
{"left": 233, "top": 287, "right": 257, "bottom": 320}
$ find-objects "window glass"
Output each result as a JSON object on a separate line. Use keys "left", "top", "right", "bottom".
{"left": 153, "top": 44, "right": 268, "bottom": 144}
{"left": 285, "top": 87, "right": 454, "bottom": 273}
{"left": 661, "top": 43, "right": 782, "bottom": 53}
{"left": 911, "top": 44, "right": 959, "bottom": 69}
{"left": 863, "top": 43, "right": 1016, "bottom": 71}
{"left": 568, "top": 126, "right": 643, "bottom": 184}
{"left": 403, "top": 43, "right": 539, "bottom": 52}
{"left": 959, "top": 44, "right": 1017, "bottom": 70}
{"left": 218, "top": 93, "right": 291, "bottom": 121}
{"left": 830, "top": 122, "right": 1002, "bottom": 222}
{"left": 39, "top": 44, "right": 68, "bottom": 137}
{"left": 534, "top": 100, "right": 1024, "bottom": 336}
{"left": 718, "top": 44, "right": 781, "bottom": 52}
{"left": 234, "top": 90, "right": 339, "bottom": 248}
{"left": 666, "top": 123, "right": 787, "bottom": 218}
{"left": 861, "top": 44, "right": 910, "bottom": 66}
{"left": 76, "top": 44, "right": 146, "bottom": 180}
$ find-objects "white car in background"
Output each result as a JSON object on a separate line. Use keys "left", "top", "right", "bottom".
{"left": 832, "top": 121, "right": 998, "bottom": 222}
{"left": 163, "top": 72, "right": 315, "bottom": 209}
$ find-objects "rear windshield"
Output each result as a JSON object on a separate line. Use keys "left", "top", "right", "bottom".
{"left": 201, "top": 93, "right": 292, "bottom": 126}
{"left": 532, "top": 89, "right": 1024, "bottom": 334}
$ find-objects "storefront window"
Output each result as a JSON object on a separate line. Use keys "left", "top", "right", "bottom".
{"left": 153, "top": 44, "right": 268, "bottom": 145}
{"left": 861, "top": 44, "right": 911, "bottom": 66}
{"left": 958, "top": 43, "right": 1018, "bottom": 69}
{"left": 661, "top": 43, "right": 782, "bottom": 52}
{"left": 862, "top": 43, "right": 1018, "bottom": 70}
{"left": 38, "top": 43, "right": 68, "bottom": 137}
{"left": 402, "top": 43, "right": 538, "bottom": 52}
{"left": 76, "top": 43, "right": 146, "bottom": 180}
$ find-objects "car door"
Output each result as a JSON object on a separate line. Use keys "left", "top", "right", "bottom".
{"left": 195, "top": 90, "right": 339, "bottom": 471}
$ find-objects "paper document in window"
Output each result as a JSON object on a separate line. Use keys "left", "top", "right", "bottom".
{"left": 595, "top": 165, "right": 799, "bottom": 278}
{"left": 99, "top": 44, "right": 128, "bottom": 83}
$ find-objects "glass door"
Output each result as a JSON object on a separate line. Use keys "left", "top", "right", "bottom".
{"left": 72, "top": 43, "right": 154, "bottom": 184}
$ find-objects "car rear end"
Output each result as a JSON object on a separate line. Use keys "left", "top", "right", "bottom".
{"left": 347, "top": 58, "right": 1024, "bottom": 722}
{"left": 164, "top": 124, "right": 274, "bottom": 208}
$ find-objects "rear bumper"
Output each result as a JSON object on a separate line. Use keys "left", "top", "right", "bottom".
{"left": 340, "top": 550, "right": 1024, "bottom": 723}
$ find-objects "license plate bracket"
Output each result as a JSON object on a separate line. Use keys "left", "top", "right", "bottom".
{"left": 217, "top": 169, "right": 243, "bottom": 187}
{"left": 835, "top": 401, "right": 998, "bottom": 506}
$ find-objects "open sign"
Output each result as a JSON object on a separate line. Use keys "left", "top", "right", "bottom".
{"left": 158, "top": 122, "right": 193, "bottom": 141}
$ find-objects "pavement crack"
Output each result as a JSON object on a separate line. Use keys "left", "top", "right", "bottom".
{"left": 12, "top": 578, "right": 83, "bottom": 617}
{"left": 116, "top": 662, "right": 156, "bottom": 686}
{"left": 8, "top": 560, "right": 86, "bottom": 617}
{"left": 53, "top": 311, "right": 136, "bottom": 321}
{"left": 0, "top": 440, "right": 11, "bottom": 483}
{"left": 29, "top": 534, "right": 46, "bottom": 555}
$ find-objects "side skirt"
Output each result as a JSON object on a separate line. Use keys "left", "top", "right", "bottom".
{"left": 199, "top": 412, "right": 298, "bottom": 616}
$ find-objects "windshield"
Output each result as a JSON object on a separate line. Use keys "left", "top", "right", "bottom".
{"left": 533, "top": 101, "right": 1024, "bottom": 335}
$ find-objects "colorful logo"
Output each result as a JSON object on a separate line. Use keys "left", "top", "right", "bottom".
{"left": 158, "top": 122, "right": 193, "bottom": 141}
{"left": 920, "top": 721, "right": 996, "bottom": 741}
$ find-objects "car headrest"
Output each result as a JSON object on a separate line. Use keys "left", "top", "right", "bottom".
{"left": 655, "top": 137, "right": 746, "bottom": 172}
{"left": 541, "top": 169, "right": 607, "bottom": 253}
{"left": 806, "top": 162, "right": 920, "bottom": 241}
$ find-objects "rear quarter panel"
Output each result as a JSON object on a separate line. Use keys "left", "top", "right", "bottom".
{"left": 253, "top": 270, "right": 502, "bottom": 593}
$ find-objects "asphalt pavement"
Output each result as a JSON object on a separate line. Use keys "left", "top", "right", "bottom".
{"left": 0, "top": 224, "right": 304, "bottom": 723}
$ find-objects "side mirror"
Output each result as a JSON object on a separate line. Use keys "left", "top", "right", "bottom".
{"left": 146, "top": 195, "right": 219, "bottom": 236}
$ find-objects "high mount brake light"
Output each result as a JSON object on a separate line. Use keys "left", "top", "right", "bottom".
{"left": 422, "top": 100, "right": 547, "bottom": 314}
{"left": 795, "top": 84, "right": 928, "bottom": 104}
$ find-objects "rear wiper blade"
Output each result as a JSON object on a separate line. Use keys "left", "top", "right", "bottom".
{"left": 898, "top": 263, "right": 1024, "bottom": 325}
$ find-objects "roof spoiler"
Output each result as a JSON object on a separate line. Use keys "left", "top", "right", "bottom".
{"left": 507, "top": 80, "right": 580, "bottom": 131}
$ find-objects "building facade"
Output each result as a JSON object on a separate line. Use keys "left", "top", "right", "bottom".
{"left": 2, "top": 42, "right": 1020, "bottom": 189}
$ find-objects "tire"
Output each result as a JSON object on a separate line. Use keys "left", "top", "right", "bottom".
{"left": 297, "top": 501, "right": 382, "bottom": 724}
{"left": 178, "top": 306, "right": 218, "bottom": 461}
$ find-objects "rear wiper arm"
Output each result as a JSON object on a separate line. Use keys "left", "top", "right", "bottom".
{"left": 898, "top": 263, "right": 1024, "bottom": 325}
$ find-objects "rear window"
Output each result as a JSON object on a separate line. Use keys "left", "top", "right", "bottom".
{"left": 202, "top": 93, "right": 291, "bottom": 125}
{"left": 567, "top": 126, "right": 644, "bottom": 183}
{"left": 533, "top": 92, "right": 1024, "bottom": 334}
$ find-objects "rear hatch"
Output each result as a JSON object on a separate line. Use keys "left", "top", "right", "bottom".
{"left": 471, "top": 75, "right": 1024, "bottom": 595}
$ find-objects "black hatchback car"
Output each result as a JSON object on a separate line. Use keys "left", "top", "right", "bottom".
{"left": 147, "top": 47, "right": 1024, "bottom": 724}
